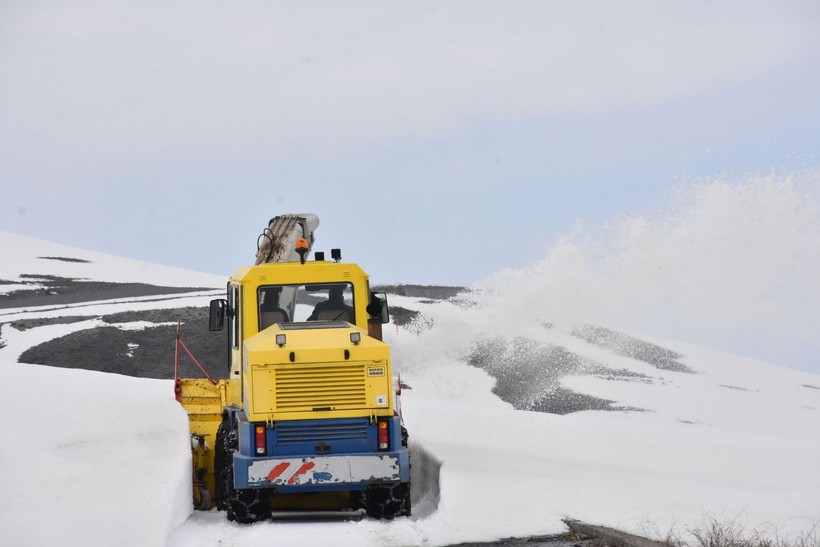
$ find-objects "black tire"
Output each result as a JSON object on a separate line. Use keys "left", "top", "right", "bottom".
{"left": 349, "top": 490, "right": 366, "bottom": 511}
{"left": 215, "top": 419, "right": 271, "bottom": 523}
{"left": 351, "top": 426, "right": 410, "bottom": 515}
{"left": 214, "top": 421, "right": 228, "bottom": 511}
{"left": 353, "top": 426, "right": 411, "bottom": 517}
{"left": 368, "top": 424, "right": 412, "bottom": 519}
{"left": 364, "top": 481, "right": 411, "bottom": 519}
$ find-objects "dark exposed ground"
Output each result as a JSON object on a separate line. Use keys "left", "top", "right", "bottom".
{"left": 571, "top": 324, "right": 693, "bottom": 374}
{"left": 464, "top": 322, "right": 701, "bottom": 415}
{"left": 16, "top": 306, "right": 228, "bottom": 379}
{"left": 448, "top": 532, "right": 600, "bottom": 546}
{"left": 387, "top": 305, "right": 420, "bottom": 325}
{"left": 37, "top": 256, "right": 92, "bottom": 263}
{"left": 374, "top": 284, "right": 469, "bottom": 325}
{"left": 466, "top": 335, "right": 649, "bottom": 415}
{"left": 0, "top": 274, "right": 215, "bottom": 309}
{"left": 0, "top": 274, "right": 224, "bottom": 378}
{"left": 373, "top": 284, "right": 467, "bottom": 300}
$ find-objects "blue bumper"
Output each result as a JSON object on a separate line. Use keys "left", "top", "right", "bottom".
{"left": 231, "top": 415, "right": 410, "bottom": 492}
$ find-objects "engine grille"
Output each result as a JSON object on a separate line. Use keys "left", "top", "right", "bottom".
{"left": 275, "top": 362, "right": 367, "bottom": 411}
{"left": 275, "top": 419, "right": 370, "bottom": 446}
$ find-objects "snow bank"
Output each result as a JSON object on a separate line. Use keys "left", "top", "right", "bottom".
{"left": 0, "top": 361, "right": 192, "bottom": 547}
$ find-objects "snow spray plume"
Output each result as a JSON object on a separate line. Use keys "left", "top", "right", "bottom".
{"left": 472, "top": 171, "right": 820, "bottom": 372}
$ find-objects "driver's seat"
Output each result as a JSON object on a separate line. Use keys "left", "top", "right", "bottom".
{"left": 316, "top": 309, "right": 351, "bottom": 322}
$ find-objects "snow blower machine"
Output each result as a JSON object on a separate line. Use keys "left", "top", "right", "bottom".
{"left": 174, "top": 214, "right": 410, "bottom": 522}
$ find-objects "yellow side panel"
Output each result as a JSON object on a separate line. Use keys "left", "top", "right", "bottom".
{"left": 177, "top": 378, "right": 232, "bottom": 507}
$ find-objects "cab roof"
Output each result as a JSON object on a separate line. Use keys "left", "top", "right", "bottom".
{"left": 230, "top": 261, "right": 370, "bottom": 286}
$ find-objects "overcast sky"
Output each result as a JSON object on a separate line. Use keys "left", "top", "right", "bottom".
{"left": 2, "top": 1, "right": 820, "bottom": 285}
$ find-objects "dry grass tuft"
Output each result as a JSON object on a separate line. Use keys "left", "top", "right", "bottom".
{"left": 641, "top": 514, "right": 820, "bottom": 547}
{"left": 687, "top": 515, "right": 819, "bottom": 547}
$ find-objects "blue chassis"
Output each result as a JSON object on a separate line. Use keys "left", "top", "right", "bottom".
{"left": 228, "top": 412, "right": 410, "bottom": 492}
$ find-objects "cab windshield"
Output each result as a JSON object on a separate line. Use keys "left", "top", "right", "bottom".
{"left": 258, "top": 283, "right": 355, "bottom": 330}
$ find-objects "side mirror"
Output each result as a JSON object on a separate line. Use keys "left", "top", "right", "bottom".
{"left": 209, "top": 299, "right": 227, "bottom": 331}
{"left": 367, "top": 292, "right": 390, "bottom": 324}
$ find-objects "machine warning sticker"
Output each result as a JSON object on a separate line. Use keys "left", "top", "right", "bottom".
{"left": 368, "top": 367, "right": 385, "bottom": 377}
{"left": 376, "top": 395, "right": 387, "bottom": 406}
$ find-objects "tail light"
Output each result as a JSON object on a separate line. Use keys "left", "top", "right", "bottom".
{"left": 255, "top": 425, "right": 266, "bottom": 456}
{"left": 378, "top": 420, "right": 389, "bottom": 451}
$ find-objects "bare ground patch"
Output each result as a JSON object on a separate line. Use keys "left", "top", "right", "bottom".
{"left": 0, "top": 275, "right": 216, "bottom": 309}
{"left": 17, "top": 306, "right": 228, "bottom": 379}
{"left": 466, "top": 336, "right": 648, "bottom": 415}
{"left": 572, "top": 324, "right": 693, "bottom": 373}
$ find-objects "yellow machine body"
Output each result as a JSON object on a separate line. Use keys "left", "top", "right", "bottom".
{"left": 177, "top": 259, "right": 399, "bottom": 511}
